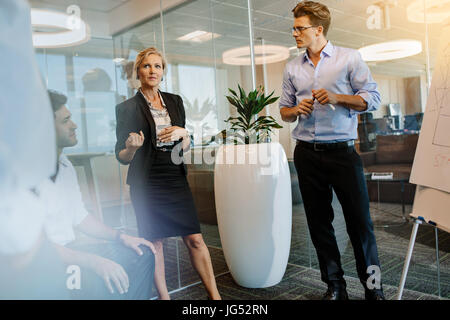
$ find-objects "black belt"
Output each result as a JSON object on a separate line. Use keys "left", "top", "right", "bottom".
{"left": 156, "top": 146, "right": 174, "bottom": 152}
{"left": 296, "top": 140, "right": 354, "bottom": 151}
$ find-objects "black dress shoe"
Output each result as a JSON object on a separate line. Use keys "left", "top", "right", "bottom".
{"left": 322, "top": 286, "right": 349, "bottom": 300}
{"left": 365, "top": 289, "right": 385, "bottom": 300}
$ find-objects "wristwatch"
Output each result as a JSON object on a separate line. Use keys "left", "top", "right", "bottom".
{"left": 115, "top": 229, "right": 125, "bottom": 243}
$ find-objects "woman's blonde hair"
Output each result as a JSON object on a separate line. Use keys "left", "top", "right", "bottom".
{"left": 132, "top": 47, "right": 167, "bottom": 87}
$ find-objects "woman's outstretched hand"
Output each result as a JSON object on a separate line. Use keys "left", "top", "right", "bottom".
{"left": 126, "top": 130, "right": 145, "bottom": 151}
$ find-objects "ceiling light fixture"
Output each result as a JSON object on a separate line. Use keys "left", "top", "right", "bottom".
{"left": 177, "top": 30, "right": 221, "bottom": 43}
{"left": 289, "top": 46, "right": 306, "bottom": 56}
{"left": 31, "top": 8, "right": 90, "bottom": 48}
{"left": 223, "top": 45, "right": 290, "bottom": 65}
{"left": 407, "top": 0, "right": 450, "bottom": 24}
{"left": 113, "top": 58, "right": 126, "bottom": 64}
{"left": 358, "top": 39, "right": 422, "bottom": 62}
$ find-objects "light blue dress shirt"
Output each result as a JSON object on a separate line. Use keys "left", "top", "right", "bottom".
{"left": 279, "top": 41, "right": 381, "bottom": 143}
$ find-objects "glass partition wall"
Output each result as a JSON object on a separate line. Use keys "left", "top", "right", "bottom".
{"left": 32, "top": 0, "right": 448, "bottom": 298}
{"left": 112, "top": 0, "right": 255, "bottom": 295}
{"left": 251, "top": 0, "right": 447, "bottom": 298}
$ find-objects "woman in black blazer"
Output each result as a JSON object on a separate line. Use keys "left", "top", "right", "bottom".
{"left": 115, "top": 47, "right": 221, "bottom": 300}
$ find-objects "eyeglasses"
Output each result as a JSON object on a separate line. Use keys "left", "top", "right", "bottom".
{"left": 292, "top": 26, "right": 316, "bottom": 34}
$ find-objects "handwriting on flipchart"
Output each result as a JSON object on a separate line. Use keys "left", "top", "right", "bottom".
{"left": 433, "top": 154, "right": 450, "bottom": 168}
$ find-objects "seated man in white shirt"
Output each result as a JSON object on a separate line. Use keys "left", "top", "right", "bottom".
{"left": 43, "top": 90, "right": 156, "bottom": 300}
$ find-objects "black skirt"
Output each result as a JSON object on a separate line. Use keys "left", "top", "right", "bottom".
{"left": 130, "top": 150, "right": 201, "bottom": 241}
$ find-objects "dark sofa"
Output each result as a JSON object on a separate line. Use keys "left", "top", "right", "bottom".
{"left": 359, "top": 133, "right": 419, "bottom": 204}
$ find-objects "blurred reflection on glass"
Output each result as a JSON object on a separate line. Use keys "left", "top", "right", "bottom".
{"left": 40, "top": 90, "right": 155, "bottom": 300}
{"left": 0, "top": 0, "right": 67, "bottom": 299}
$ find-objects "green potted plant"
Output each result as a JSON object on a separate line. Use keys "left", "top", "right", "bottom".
{"left": 214, "top": 84, "right": 292, "bottom": 288}
{"left": 223, "top": 85, "right": 283, "bottom": 144}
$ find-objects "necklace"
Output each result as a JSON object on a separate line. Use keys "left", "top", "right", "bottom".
{"left": 142, "top": 89, "right": 163, "bottom": 110}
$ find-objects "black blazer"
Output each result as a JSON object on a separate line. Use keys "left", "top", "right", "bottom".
{"left": 115, "top": 90, "right": 187, "bottom": 186}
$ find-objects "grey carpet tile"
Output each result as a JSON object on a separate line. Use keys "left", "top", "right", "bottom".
{"left": 213, "top": 282, "right": 267, "bottom": 301}
{"left": 399, "top": 289, "right": 431, "bottom": 300}
{"left": 171, "top": 260, "right": 442, "bottom": 300}
{"left": 382, "top": 286, "right": 404, "bottom": 300}
{"left": 386, "top": 264, "right": 449, "bottom": 297}
{"left": 211, "top": 266, "right": 309, "bottom": 300}
{"left": 279, "top": 282, "right": 326, "bottom": 300}
{"left": 287, "top": 252, "right": 315, "bottom": 268}
{"left": 200, "top": 224, "right": 222, "bottom": 248}
{"left": 171, "top": 285, "right": 208, "bottom": 300}
{"left": 284, "top": 268, "right": 329, "bottom": 293}
{"left": 440, "top": 254, "right": 450, "bottom": 269}
{"left": 296, "top": 291, "right": 324, "bottom": 300}
{"left": 417, "top": 293, "right": 445, "bottom": 300}
{"left": 112, "top": 199, "right": 449, "bottom": 300}
{"left": 154, "top": 234, "right": 447, "bottom": 300}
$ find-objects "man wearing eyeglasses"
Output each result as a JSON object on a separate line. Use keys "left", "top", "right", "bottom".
{"left": 279, "top": 1, "right": 384, "bottom": 300}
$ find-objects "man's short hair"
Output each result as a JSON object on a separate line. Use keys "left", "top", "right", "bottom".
{"left": 47, "top": 90, "right": 67, "bottom": 113}
{"left": 292, "top": 1, "right": 331, "bottom": 37}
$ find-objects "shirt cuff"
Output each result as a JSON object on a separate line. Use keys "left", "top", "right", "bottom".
{"left": 279, "top": 103, "right": 296, "bottom": 109}
{"left": 348, "top": 92, "right": 373, "bottom": 117}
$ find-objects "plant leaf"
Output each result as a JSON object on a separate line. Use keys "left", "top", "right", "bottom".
{"left": 224, "top": 87, "right": 283, "bottom": 140}
{"left": 228, "top": 88, "right": 238, "bottom": 97}
{"left": 238, "top": 84, "right": 246, "bottom": 101}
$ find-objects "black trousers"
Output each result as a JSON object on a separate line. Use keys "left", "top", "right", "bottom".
{"left": 294, "top": 143, "right": 381, "bottom": 290}
{"left": 67, "top": 242, "right": 155, "bottom": 300}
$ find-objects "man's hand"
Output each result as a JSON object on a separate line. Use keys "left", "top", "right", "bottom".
{"left": 91, "top": 256, "right": 129, "bottom": 295}
{"left": 119, "top": 233, "right": 156, "bottom": 256}
{"left": 295, "top": 98, "right": 315, "bottom": 116}
{"left": 158, "top": 126, "right": 188, "bottom": 143}
{"left": 312, "top": 89, "right": 338, "bottom": 105}
{"left": 125, "top": 130, "right": 144, "bottom": 151}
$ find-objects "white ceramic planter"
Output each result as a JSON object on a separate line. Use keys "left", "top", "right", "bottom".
{"left": 214, "top": 142, "right": 292, "bottom": 288}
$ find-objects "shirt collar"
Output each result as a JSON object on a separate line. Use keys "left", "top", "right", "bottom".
{"left": 322, "top": 40, "right": 334, "bottom": 57}
{"left": 302, "top": 40, "right": 334, "bottom": 63}
{"left": 139, "top": 89, "right": 166, "bottom": 108}
{"left": 58, "top": 154, "right": 69, "bottom": 168}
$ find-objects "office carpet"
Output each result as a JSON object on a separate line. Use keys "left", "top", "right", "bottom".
{"left": 108, "top": 200, "right": 449, "bottom": 300}
{"left": 150, "top": 201, "right": 449, "bottom": 300}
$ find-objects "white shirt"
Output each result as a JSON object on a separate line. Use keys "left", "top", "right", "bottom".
{"left": 139, "top": 89, "right": 174, "bottom": 148}
{"left": 279, "top": 41, "right": 380, "bottom": 142}
{"left": 41, "top": 155, "right": 89, "bottom": 246}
